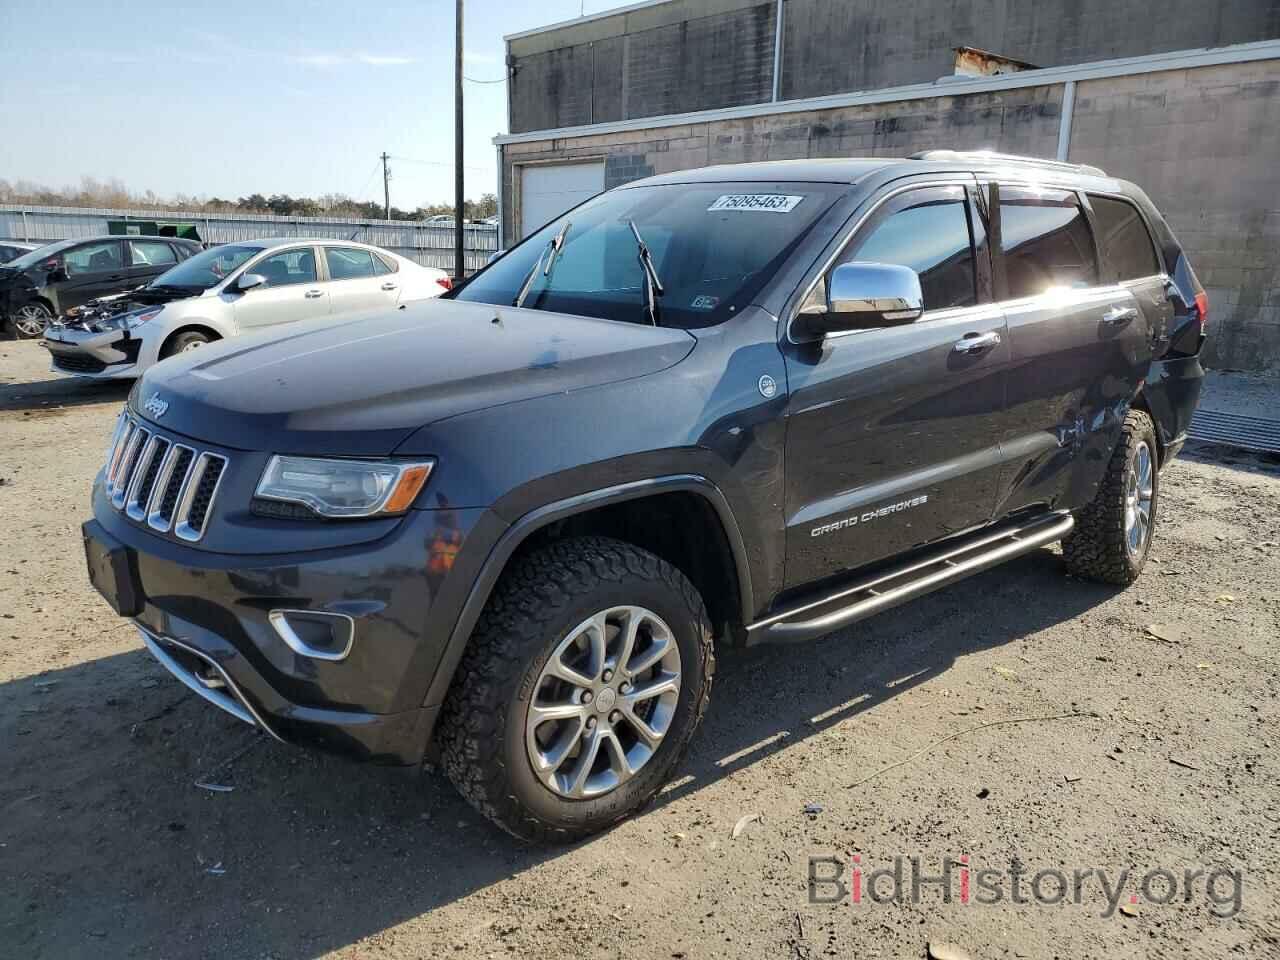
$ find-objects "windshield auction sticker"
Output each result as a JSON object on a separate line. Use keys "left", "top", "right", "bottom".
{"left": 708, "top": 194, "right": 804, "bottom": 213}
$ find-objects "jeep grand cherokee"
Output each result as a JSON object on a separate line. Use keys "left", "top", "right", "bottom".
{"left": 83, "top": 152, "right": 1206, "bottom": 841}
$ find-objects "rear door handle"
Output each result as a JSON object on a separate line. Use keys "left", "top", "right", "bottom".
{"left": 1101, "top": 306, "right": 1138, "bottom": 326}
{"left": 380, "top": 282, "right": 398, "bottom": 291}
{"left": 952, "top": 330, "right": 1002, "bottom": 354}
{"left": 304, "top": 289, "right": 324, "bottom": 299}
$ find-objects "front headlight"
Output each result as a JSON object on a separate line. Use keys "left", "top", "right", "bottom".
{"left": 122, "top": 306, "right": 164, "bottom": 329}
{"left": 255, "top": 456, "right": 434, "bottom": 518}
{"left": 94, "top": 306, "right": 163, "bottom": 332}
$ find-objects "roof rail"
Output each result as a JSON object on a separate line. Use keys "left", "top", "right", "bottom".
{"left": 909, "top": 150, "right": 1107, "bottom": 178}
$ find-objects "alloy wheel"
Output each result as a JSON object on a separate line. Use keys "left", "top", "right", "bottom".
{"left": 1124, "top": 440, "right": 1154, "bottom": 558}
{"left": 525, "top": 605, "right": 682, "bottom": 799}
{"left": 13, "top": 304, "right": 51, "bottom": 338}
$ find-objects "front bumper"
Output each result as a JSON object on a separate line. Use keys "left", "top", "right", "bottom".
{"left": 135, "top": 618, "right": 440, "bottom": 762}
{"left": 88, "top": 484, "right": 503, "bottom": 764}
{"left": 43, "top": 324, "right": 147, "bottom": 378}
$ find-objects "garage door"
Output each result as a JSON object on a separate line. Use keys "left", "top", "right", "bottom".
{"left": 520, "top": 162, "right": 605, "bottom": 238}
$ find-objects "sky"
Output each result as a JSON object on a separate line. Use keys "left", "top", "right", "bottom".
{"left": 0, "top": 0, "right": 617, "bottom": 208}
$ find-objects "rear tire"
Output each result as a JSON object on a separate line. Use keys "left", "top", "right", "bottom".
{"left": 438, "top": 536, "right": 714, "bottom": 843}
{"left": 1062, "top": 410, "right": 1159, "bottom": 585}
{"left": 160, "top": 329, "right": 213, "bottom": 358}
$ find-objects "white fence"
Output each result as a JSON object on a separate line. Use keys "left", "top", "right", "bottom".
{"left": 0, "top": 204, "right": 499, "bottom": 273}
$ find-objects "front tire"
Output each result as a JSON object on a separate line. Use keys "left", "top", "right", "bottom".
{"left": 439, "top": 536, "right": 714, "bottom": 842}
{"left": 11, "top": 302, "right": 52, "bottom": 339}
{"left": 1062, "top": 410, "right": 1159, "bottom": 585}
{"left": 160, "top": 329, "right": 213, "bottom": 358}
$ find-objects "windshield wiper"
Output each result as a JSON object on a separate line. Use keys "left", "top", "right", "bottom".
{"left": 513, "top": 220, "right": 571, "bottom": 309}
{"left": 627, "top": 220, "right": 664, "bottom": 326}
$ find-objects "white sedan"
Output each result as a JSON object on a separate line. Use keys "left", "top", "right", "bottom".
{"left": 42, "top": 238, "right": 451, "bottom": 379}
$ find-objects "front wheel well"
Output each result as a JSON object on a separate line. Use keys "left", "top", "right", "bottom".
{"left": 159, "top": 324, "right": 222, "bottom": 357}
{"left": 516, "top": 491, "right": 746, "bottom": 645}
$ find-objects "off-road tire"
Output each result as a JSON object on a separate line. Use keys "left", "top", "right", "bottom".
{"left": 160, "top": 329, "right": 213, "bottom": 359}
{"left": 1062, "top": 409, "right": 1159, "bottom": 585}
{"left": 438, "top": 536, "right": 714, "bottom": 843}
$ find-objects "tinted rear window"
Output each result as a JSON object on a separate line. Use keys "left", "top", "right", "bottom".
{"left": 1088, "top": 194, "right": 1160, "bottom": 282}
{"left": 999, "top": 187, "right": 1097, "bottom": 298}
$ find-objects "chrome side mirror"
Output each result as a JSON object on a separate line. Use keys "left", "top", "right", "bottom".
{"left": 795, "top": 262, "right": 924, "bottom": 339}
{"left": 236, "top": 272, "right": 267, "bottom": 292}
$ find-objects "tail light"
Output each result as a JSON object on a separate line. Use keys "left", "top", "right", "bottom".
{"left": 435, "top": 276, "right": 453, "bottom": 292}
{"left": 1194, "top": 290, "right": 1209, "bottom": 331}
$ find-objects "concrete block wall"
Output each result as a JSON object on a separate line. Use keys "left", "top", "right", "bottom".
{"left": 1068, "top": 60, "right": 1280, "bottom": 370}
{"left": 508, "top": 0, "right": 777, "bottom": 133}
{"left": 509, "top": 0, "right": 1280, "bottom": 133}
{"left": 503, "top": 84, "right": 1061, "bottom": 243}
{"left": 781, "top": 0, "right": 1280, "bottom": 100}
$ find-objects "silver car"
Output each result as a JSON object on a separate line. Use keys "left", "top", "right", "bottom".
{"left": 42, "top": 238, "right": 451, "bottom": 378}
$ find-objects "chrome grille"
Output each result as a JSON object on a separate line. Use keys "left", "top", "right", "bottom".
{"left": 102, "top": 413, "right": 228, "bottom": 542}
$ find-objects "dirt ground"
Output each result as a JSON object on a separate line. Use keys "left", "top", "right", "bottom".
{"left": 1, "top": 339, "right": 1278, "bottom": 960}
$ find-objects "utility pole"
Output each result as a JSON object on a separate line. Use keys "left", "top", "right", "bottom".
{"left": 380, "top": 151, "right": 392, "bottom": 220}
{"left": 453, "top": 0, "right": 465, "bottom": 280}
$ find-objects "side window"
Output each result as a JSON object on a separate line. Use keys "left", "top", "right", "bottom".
{"left": 324, "top": 247, "right": 377, "bottom": 281}
{"left": 1087, "top": 195, "right": 1160, "bottom": 282}
{"left": 252, "top": 248, "right": 318, "bottom": 287}
{"left": 998, "top": 187, "right": 1098, "bottom": 297}
{"left": 64, "top": 241, "right": 123, "bottom": 276}
{"left": 838, "top": 185, "right": 977, "bottom": 311}
{"left": 372, "top": 252, "right": 398, "bottom": 275}
{"left": 129, "top": 240, "right": 177, "bottom": 268}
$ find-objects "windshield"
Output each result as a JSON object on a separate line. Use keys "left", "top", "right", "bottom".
{"left": 453, "top": 181, "right": 846, "bottom": 328}
{"left": 150, "top": 244, "right": 259, "bottom": 290}
{"left": 5, "top": 239, "right": 79, "bottom": 270}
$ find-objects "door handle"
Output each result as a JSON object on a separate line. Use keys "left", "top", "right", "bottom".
{"left": 380, "top": 282, "right": 398, "bottom": 291}
{"left": 952, "top": 331, "right": 1002, "bottom": 354}
{"left": 304, "top": 289, "right": 324, "bottom": 299}
{"left": 1100, "top": 306, "right": 1138, "bottom": 327}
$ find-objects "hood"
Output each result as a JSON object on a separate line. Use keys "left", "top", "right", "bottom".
{"left": 133, "top": 298, "right": 696, "bottom": 455}
{"left": 131, "top": 283, "right": 207, "bottom": 305}
{"left": 0, "top": 266, "right": 30, "bottom": 288}
{"left": 65, "top": 284, "right": 185, "bottom": 327}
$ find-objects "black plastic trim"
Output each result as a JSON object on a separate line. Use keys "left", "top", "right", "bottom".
{"left": 422, "top": 474, "right": 753, "bottom": 710}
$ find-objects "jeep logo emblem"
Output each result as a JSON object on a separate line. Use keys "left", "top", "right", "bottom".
{"left": 143, "top": 392, "right": 169, "bottom": 418}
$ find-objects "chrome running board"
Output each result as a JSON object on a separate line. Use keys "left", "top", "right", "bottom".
{"left": 747, "top": 512, "right": 1075, "bottom": 645}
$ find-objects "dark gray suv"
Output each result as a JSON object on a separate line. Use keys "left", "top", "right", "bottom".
{"left": 82, "top": 152, "right": 1206, "bottom": 841}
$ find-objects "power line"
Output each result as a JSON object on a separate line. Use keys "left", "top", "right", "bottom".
{"left": 463, "top": 72, "right": 511, "bottom": 84}
{"left": 390, "top": 154, "right": 492, "bottom": 173}
{"left": 352, "top": 158, "right": 383, "bottom": 203}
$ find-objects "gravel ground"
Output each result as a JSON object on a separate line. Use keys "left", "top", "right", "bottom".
{"left": 1, "top": 340, "right": 1277, "bottom": 960}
